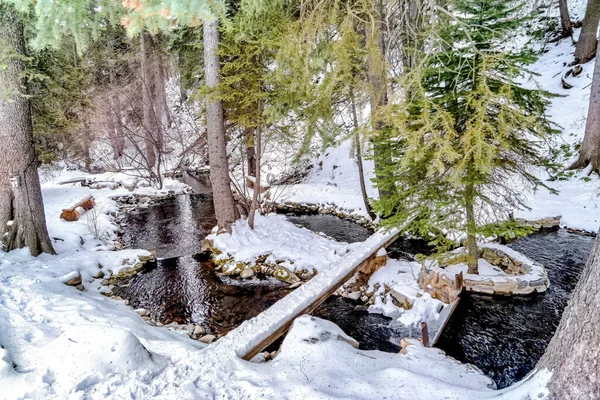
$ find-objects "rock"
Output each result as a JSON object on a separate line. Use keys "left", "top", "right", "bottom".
{"left": 200, "top": 239, "right": 213, "bottom": 253}
{"left": 346, "top": 291, "right": 361, "bottom": 301}
{"left": 135, "top": 308, "right": 150, "bottom": 317}
{"left": 75, "top": 284, "right": 85, "bottom": 291}
{"left": 240, "top": 268, "right": 255, "bottom": 279}
{"left": 270, "top": 351, "right": 278, "bottom": 359}
{"left": 186, "top": 324, "right": 195, "bottom": 335}
{"left": 360, "top": 295, "right": 369, "bottom": 303}
{"left": 273, "top": 266, "right": 301, "bottom": 284}
{"left": 63, "top": 271, "right": 82, "bottom": 287}
{"left": 92, "top": 270, "right": 105, "bottom": 279}
{"left": 156, "top": 322, "right": 164, "bottom": 327}
{"left": 193, "top": 325, "right": 205, "bottom": 336}
{"left": 198, "top": 334, "right": 216, "bottom": 344}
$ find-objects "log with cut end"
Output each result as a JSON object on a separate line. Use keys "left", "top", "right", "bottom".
{"left": 60, "top": 195, "right": 95, "bottom": 221}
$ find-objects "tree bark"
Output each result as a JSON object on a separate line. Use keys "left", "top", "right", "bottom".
{"left": 204, "top": 19, "right": 238, "bottom": 233}
{"left": 464, "top": 183, "right": 478, "bottom": 274}
{"left": 538, "top": 231, "right": 600, "bottom": 399}
{"left": 569, "top": 44, "right": 600, "bottom": 173}
{"left": 574, "top": 0, "right": 600, "bottom": 64}
{"left": 245, "top": 127, "right": 256, "bottom": 177}
{"left": 366, "top": 0, "right": 396, "bottom": 204}
{"left": 0, "top": 4, "right": 55, "bottom": 256}
{"left": 559, "top": 0, "right": 574, "bottom": 39}
{"left": 248, "top": 103, "right": 262, "bottom": 230}
{"left": 351, "top": 92, "right": 376, "bottom": 220}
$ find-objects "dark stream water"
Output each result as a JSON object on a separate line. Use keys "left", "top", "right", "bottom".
{"left": 115, "top": 176, "right": 593, "bottom": 388}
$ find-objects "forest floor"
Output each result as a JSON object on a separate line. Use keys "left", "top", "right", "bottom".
{"left": 1, "top": 162, "right": 551, "bottom": 400}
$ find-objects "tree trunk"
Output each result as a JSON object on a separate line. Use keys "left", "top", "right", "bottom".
{"left": 248, "top": 103, "right": 262, "bottom": 230}
{"left": 538, "top": 231, "right": 600, "bottom": 399}
{"left": 0, "top": 4, "right": 55, "bottom": 256}
{"left": 204, "top": 19, "right": 238, "bottom": 233}
{"left": 351, "top": 92, "right": 376, "bottom": 220}
{"left": 559, "top": 0, "right": 574, "bottom": 39}
{"left": 464, "top": 183, "right": 478, "bottom": 274}
{"left": 140, "top": 32, "right": 157, "bottom": 169}
{"left": 569, "top": 44, "right": 600, "bottom": 173}
{"left": 155, "top": 44, "right": 172, "bottom": 128}
{"left": 574, "top": 0, "right": 600, "bottom": 64}
{"left": 245, "top": 127, "right": 257, "bottom": 178}
{"left": 366, "top": 0, "right": 396, "bottom": 204}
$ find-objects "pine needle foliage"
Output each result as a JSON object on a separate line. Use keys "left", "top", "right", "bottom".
{"left": 374, "top": 0, "right": 559, "bottom": 270}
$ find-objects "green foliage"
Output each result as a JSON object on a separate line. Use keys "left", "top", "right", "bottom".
{"left": 374, "top": 0, "right": 560, "bottom": 251}
{"left": 28, "top": 43, "right": 93, "bottom": 163}
{"left": 3, "top": 0, "right": 124, "bottom": 51}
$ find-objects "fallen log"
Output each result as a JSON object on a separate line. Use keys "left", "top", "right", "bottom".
{"left": 60, "top": 195, "right": 95, "bottom": 222}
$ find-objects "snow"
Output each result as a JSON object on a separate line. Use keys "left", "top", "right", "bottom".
{"left": 273, "top": 139, "right": 378, "bottom": 219}
{"left": 367, "top": 259, "right": 446, "bottom": 328}
{"left": 209, "top": 213, "right": 349, "bottom": 273}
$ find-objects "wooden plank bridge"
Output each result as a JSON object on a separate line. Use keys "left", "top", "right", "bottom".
{"left": 210, "top": 228, "right": 401, "bottom": 360}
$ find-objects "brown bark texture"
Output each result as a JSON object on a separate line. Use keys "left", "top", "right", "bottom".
{"left": 204, "top": 20, "right": 238, "bottom": 233}
{"left": 539, "top": 231, "right": 600, "bottom": 399}
{"left": 559, "top": 0, "right": 574, "bottom": 38}
{"left": 464, "top": 183, "right": 479, "bottom": 274}
{"left": 569, "top": 44, "right": 600, "bottom": 172}
{"left": 574, "top": 0, "right": 600, "bottom": 64}
{"left": 0, "top": 4, "right": 55, "bottom": 256}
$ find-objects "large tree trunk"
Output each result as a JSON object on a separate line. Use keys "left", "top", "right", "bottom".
{"left": 538, "top": 231, "right": 600, "bottom": 398}
{"left": 0, "top": 4, "right": 55, "bottom": 256}
{"left": 366, "top": 0, "right": 396, "bottom": 205}
{"left": 569, "top": 44, "right": 600, "bottom": 173}
{"left": 559, "top": 0, "right": 574, "bottom": 39}
{"left": 464, "top": 183, "right": 479, "bottom": 274}
{"left": 204, "top": 19, "right": 238, "bottom": 233}
{"left": 574, "top": 0, "right": 600, "bottom": 64}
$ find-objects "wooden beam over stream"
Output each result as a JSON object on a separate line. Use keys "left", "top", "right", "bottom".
{"left": 209, "top": 228, "right": 401, "bottom": 361}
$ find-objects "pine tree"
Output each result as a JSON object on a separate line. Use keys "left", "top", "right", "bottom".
{"left": 0, "top": 2, "right": 55, "bottom": 255}
{"left": 375, "top": 0, "right": 559, "bottom": 273}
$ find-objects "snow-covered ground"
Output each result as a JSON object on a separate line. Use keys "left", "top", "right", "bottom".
{"left": 0, "top": 174, "right": 548, "bottom": 399}
{"left": 273, "top": 139, "right": 378, "bottom": 219}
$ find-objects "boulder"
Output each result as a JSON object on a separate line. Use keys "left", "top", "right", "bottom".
{"left": 192, "top": 325, "right": 205, "bottom": 337}
{"left": 198, "top": 334, "right": 216, "bottom": 344}
{"left": 273, "top": 266, "right": 300, "bottom": 284}
{"left": 240, "top": 268, "right": 255, "bottom": 279}
{"left": 63, "top": 271, "right": 82, "bottom": 287}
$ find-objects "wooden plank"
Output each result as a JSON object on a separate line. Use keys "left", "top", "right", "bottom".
{"left": 431, "top": 298, "right": 461, "bottom": 346}
{"left": 241, "top": 255, "right": 376, "bottom": 361}
{"left": 212, "top": 229, "right": 401, "bottom": 361}
{"left": 421, "top": 322, "right": 430, "bottom": 347}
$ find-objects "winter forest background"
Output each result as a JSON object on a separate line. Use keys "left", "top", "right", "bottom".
{"left": 1, "top": 0, "right": 600, "bottom": 399}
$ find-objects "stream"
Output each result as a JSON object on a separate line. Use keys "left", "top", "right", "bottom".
{"left": 115, "top": 174, "right": 594, "bottom": 389}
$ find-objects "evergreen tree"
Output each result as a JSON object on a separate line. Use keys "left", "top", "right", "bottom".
{"left": 375, "top": 0, "right": 559, "bottom": 273}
